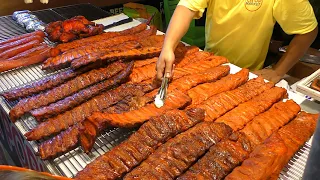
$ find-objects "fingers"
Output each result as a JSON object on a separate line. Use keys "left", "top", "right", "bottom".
{"left": 164, "top": 59, "right": 174, "bottom": 78}
{"left": 156, "top": 58, "right": 165, "bottom": 80}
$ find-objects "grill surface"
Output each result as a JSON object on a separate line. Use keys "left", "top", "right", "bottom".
{"left": 0, "top": 6, "right": 315, "bottom": 179}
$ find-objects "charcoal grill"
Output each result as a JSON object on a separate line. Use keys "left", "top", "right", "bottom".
{"left": 0, "top": 5, "right": 316, "bottom": 179}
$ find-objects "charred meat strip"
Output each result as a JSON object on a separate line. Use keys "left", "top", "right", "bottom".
{"left": 1, "top": 68, "right": 82, "bottom": 101}
{"left": 86, "top": 89, "right": 191, "bottom": 128}
{"left": 240, "top": 100, "right": 301, "bottom": 148}
{"left": 30, "top": 62, "right": 134, "bottom": 121}
{"left": 75, "top": 108, "right": 206, "bottom": 180}
{"left": 188, "top": 69, "right": 249, "bottom": 106}
{"left": 10, "top": 62, "right": 126, "bottom": 121}
{"left": 216, "top": 87, "right": 287, "bottom": 131}
{"left": 71, "top": 46, "right": 162, "bottom": 69}
{"left": 38, "top": 125, "right": 80, "bottom": 160}
{"left": 133, "top": 57, "right": 157, "bottom": 68}
{"left": 198, "top": 78, "right": 274, "bottom": 121}
{"left": 52, "top": 23, "right": 147, "bottom": 54}
{"left": 224, "top": 133, "right": 288, "bottom": 180}
{"left": 43, "top": 38, "right": 140, "bottom": 70}
{"left": 177, "top": 132, "right": 253, "bottom": 180}
{"left": 226, "top": 112, "right": 318, "bottom": 180}
{"left": 179, "top": 100, "right": 300, "bottom": 180}
{"left": 124, "top": 122, "right": 232, "bottom": 180}
{"left": 24, "top": 84, "right": 156, "bottom": 141}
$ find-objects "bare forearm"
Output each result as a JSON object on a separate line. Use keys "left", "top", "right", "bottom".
{"left": 163, "top": 5, "right": 196, "bottom": 50}
{"left": 274, "top": 27, "right": 318, "bottom": 76}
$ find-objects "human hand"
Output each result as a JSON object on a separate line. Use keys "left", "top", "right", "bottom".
{"left": 253, "top": 68, "right": 283, "bottom": 83}
{"left": 156, "top": 47, "right": 175, "bottom": 80}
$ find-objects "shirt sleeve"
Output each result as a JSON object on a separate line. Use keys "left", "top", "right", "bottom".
{"left": 178, "top": 0, "right": 209, "bottom": 19}
{"left": 273, "top": 0, "right": 318, "bottom": 35}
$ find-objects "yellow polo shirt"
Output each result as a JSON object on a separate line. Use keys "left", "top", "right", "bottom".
{"left": 178, "top": 0, "right": 318, "bottom": 70}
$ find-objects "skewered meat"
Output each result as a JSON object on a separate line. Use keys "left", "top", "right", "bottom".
{"left": 188, "top": 68, "right": 249, "bottom": 106}
{"left": 124, "top": 122, "right": 232, "bottom": 180}
{"left": 10, "top": 62, "right": 126, "bottom": 121}
{"left": 75, "top": 108, "right": 207, "bottom": 180}
{"left": 30, "top": 62, "right": 134, "bottom": 121}
{"left": 179, "top": 100, "right": 300, "bottom": 180}
{"left": 145, "top": 66, "right": 230, "bottom": 98}
{"left": 42, "top": 38, "right": 140, "bottom": 70}
{"left": 24, "top": 84, "right": 156, "bottom": 141}
{"left": 51, "top": 23, "right": 147, "bottom": 54}
{"left": 0, "top": 47, "right": 51, "bottom": 73}
{"left": 46, "top": 16, "right": 104, "bottom": 43}
{"left": 177, "top": 132, "right": 252, "bottom": 180}
{"left": 240, "top": 100, "right": 301, "bottom": 148}
{"left": 226, "top": 112, "right": 318, "bottom": 180}
{"left": 198, "top": 78, "right": 274, "bottom": 121}
{"left": 38, "top": 124, "right": 80, "bottom": 160}
{"left": 0, "top": 31, "right": 45, "bottom": 46}
{"left": 224, "top": 133, "right": 288, "bottom": 180}
{"left": 216, "top": 87, "right": 287, "bottom": 131}
{"left": 71, "top": 46, "right": 162, "bottom": 69}
{"left": 1, "top": 64, "right": 96, "bottom": 101}
{"left": 86, "top": 89, "right": 191, "bottom": 128}
{"left": 129, "top": 54, "right": 228, "bottom": 83}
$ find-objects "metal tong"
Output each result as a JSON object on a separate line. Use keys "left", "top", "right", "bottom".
{"left": 154, "top": 77, "right": 169, "bottom": 108}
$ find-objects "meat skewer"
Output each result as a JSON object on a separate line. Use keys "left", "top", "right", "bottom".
{"left": 178, "top": 100, "right": 300, "bottom": 180}
{"left": 225, "top": 112, "right": 318, "bottom": 180}
{"left": 9, "top": 62, "right": 126, "bottom": 121}
{"left": 30, "top": 62, "right": 134, "bottom": 121}
{"left": 24, "top": 83, "right": 156, "bottom": 141}
{"left": 71, "top": 46, "right": 162, "bottom": 69}
{"left": 75, "top": 108, "right": 207, "bottom": 180}
{"left": 198, "top": 77, "right": 274, "bottom": 121}
{"left": 124, "top": 122, "right": 233, "bottom": 180}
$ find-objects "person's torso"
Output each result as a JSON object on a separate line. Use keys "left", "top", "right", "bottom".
{"left": 205, "top": 0, "right": 276, "bottom": 70}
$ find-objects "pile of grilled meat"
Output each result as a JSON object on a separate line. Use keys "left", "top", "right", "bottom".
{"left": 1, "top": 23, "right": 318, "bottom": 180}
{"left": 45, "top": 16, "right": 104, "bottom": 43}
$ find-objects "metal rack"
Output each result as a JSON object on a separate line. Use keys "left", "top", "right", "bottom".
{"left": 0, "top": 5, "right": 315, "bottom": 179}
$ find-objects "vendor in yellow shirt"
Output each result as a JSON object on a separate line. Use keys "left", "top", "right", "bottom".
{"left": 156, "top": 0, "right": 318, "bottom": 83}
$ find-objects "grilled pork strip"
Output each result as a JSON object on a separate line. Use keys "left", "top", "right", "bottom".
{"left": 179, "top": 100, "right": 300, "bottom": 180}
{"left": 124, "top": 122, "right": 233, "bottom": 180}
{"left": 10, "top": 62, "right": 126, "bottom": 121}
{"left": 30, "top": 62, "right": 134, "bottom": 121}
{"left": 43, "top": 39, "right": 140, "bottom": 70}
{"left": 75, "top": 108, "right": 207, "bottom": 180}
{"left": 225, "top": 112, "right": 318, "bottom": 180}
{"left": 24, "top": 83, "right": 156, "bottom": 141}
{"left": 52, "top": 23, "right": 147, "bottom": 53}
{"left": 71, "top": 46, "right": 162, "bottom": 69}
{"left": 188, "top": 69, "right": 249, "bottom": 106}
{"left": 198, "top": 77, "right": 274, "bottom": 121}
{"left": 86, "top": 89, "right": 192, "bottom": 128}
